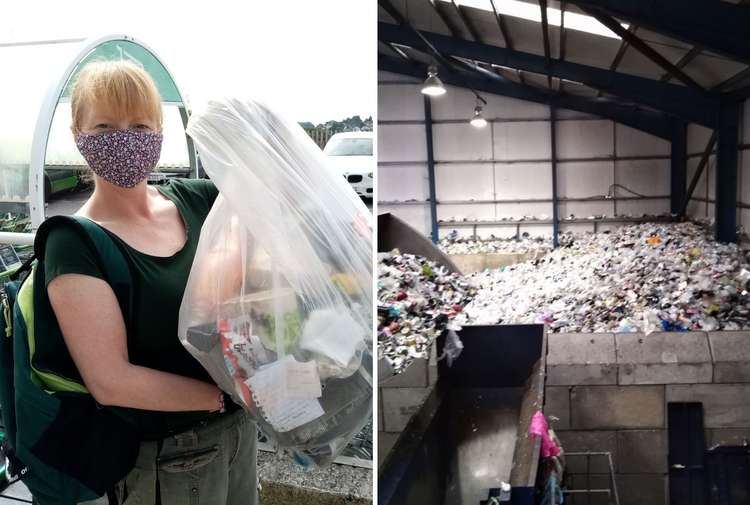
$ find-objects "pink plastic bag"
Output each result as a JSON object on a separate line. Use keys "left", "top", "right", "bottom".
{"left": 529, "top": 410, "right": 561, "bottom": 458}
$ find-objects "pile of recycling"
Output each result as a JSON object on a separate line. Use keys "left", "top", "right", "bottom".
{"left": 457, "top": 222, "right": 750, "bottom": 333}
{"left": 378, "top": 250, "right": 476, "bottom": 373}
{"left": 439, "top": 233, "right": 553, "bottom": 255}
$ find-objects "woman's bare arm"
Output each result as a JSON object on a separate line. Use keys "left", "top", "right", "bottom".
{"left": 48, "top": 273, "right": 221, "bottom": 412}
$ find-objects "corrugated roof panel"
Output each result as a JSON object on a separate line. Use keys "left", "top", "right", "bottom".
{"left": 687, "top": 54, "right": 748, "bottom": 90}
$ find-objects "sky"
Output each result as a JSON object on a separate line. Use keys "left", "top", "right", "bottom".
{"left": 0, "top": 0, "right": 376, "bottom": 124}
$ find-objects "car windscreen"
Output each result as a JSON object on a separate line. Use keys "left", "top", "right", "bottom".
{"left": 324, "top": 137, "right": 373, "bottom": 156}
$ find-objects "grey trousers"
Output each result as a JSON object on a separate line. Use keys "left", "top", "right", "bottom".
{"left": 80, "top": 409, "right": 258, "bottom": 505}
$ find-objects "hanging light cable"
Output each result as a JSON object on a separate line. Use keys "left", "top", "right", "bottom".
{"left": 470, "top": 95, "right": 488, "bottom": 128}
{"left": 421, "top": 65, "right": 446, "bottom": 96}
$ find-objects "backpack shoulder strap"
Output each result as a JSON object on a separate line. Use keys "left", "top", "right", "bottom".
{"left": 33, "top": 215, "right": 135, "bottom": 324}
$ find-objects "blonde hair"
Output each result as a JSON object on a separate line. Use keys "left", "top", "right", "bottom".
{"left": 70, "top": 59, "right": 163, "bottom": 135}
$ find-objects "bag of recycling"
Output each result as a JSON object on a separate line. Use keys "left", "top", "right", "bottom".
{"left": 178, "top": 98, "right": 373, "bottom": 467}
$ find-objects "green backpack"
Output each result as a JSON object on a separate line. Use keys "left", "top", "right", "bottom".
{"left": 0, "top": 215, "right": 140, "bottom": 505}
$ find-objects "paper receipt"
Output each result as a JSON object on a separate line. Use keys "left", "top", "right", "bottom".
{"left": 246, "top": 355, "right": 324, "bottom": 432}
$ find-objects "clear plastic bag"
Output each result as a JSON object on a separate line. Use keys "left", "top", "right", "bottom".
{"left": 178, "top": 98, "right": 372, "bottom": 468}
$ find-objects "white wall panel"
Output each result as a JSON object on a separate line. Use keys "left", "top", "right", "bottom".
{"left": 615, "top": 125, "right": 670, "bottom": 157}
{"left": 437, "top": 203, "right": 495, "bottom": 222}
{"left": 741, "top": 208, "right": 750, "bottom": 231}
{"left": 558, "top": 161, "right": 613, "bottom": 198}
{"left": 493, "top": 122, "right": 551, "bottom": 160}
{"left": 437, "top": 227, "right": 472, "bottom": 240}
{"left": 378, "top": 164, "right": 428, "bottom": 202}
{"left": 378, "top": 84, "right": 424, "bottom": 121}
{"left": 559, "top": 222, "right": 597, "bottom": 234}
{"left": 495, "top": 202, "right": 552, "bottom": 220}
{"left": 686, "top": 200, "right": 707, "bottom": 220}
{"left": 433, "top": 123, "right": 493, "bottom": 161}
{"left": 436, "top": 163, "right": 494, "bottom": 200}
{"left": 687, "top": 156, "right": 709, "bottom": 201}
{"left": 556, "top": 120, "right": 613, "bottom": 159}
{"left": 742, "top": 151, "right": 750, "bottom": 204}
{"left": 378, "top": 206, "right": 430, "bottom": 236}
{"left": 616, "top": 199, "right": 670, "bottom": 216}
{"left": 708, "top": 157, "right": 716, "bottom": 200}
{"left": 484, "top": 96, "right": 549, "bottom": 120}
{"left": 558, "top": 201, "right": 615, "bottom": 218}
{"left": 688, "top": 124, "right": 713, "bottom": 154}
{"left": 431, "top": 86, "right": 478, "bottom": 121}
{"left": 518, "top": 224, "right": 554, "bottom": 237}
{"left": 377, "top": 79, "right": 726, "bottom": 229}
{"left": 615, "top": 159, "right": 670, "bottom": 195}
{"left": 494, "top": 162, "right": 552, "bottom": 199}
{"left": 378, "top": 124, "right": 426, "bottom": 162}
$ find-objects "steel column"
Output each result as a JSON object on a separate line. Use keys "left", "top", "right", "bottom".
{"left": 424, "top": 96, "right": 439, "bottom": 243}
{"left": 670, "top": 121, "right": 687, "bottom": 215}
{"left": 716, "top": 99, "right": 740, "bottom": 243}
{"left": 551, "top": 106, "right": 559, "bottom": 248}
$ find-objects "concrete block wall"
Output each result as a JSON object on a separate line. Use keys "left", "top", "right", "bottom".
{"left": 377, "top": 344, "right": 438, "bottom": 468}
{"left": 377, "top": 330, "right": 750, "bottom": 501}
{"left": 545, "top": 331, "right": 750, "bottom": 505}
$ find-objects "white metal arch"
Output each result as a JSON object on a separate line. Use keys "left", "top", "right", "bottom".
{"left": 28, "top": 34, "right": 197, "bottom": 229}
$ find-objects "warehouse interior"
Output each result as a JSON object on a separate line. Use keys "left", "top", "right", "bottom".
{"left": 376, "top": 1, "right": 750, "bottom": 504}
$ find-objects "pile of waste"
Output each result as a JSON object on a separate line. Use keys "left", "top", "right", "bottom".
{"left": 378, "top": 250, "right": 476, "bottom": 373}
{"left": 439, "top": 233, "right": 553, "bottom": 255}
{"left": 457, "top": 222, "right": 750, "bottom": 333}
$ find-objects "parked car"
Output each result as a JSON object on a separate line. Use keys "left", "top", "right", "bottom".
{"left": 323, "top": 132, "right": 373, "bottom": 198}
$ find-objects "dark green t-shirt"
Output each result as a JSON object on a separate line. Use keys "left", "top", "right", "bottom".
{"left": 44, "top": 178, "right": 232, "bottom": 438}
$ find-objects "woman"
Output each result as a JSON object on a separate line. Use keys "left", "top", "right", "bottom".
{"left": 44, "top": 60, "right": 257, "bottom": 505}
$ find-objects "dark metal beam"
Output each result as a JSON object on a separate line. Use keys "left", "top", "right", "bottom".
{"left": 383, "top": 42, "right": 410, "bottom": 61}
{"left": 681, "top": 131, "right": 717, "bottom": 219}
{"left": 597, "top": 25, "right": 636, "bottom": 97}
{"left": 539, "top": 0, "right": 553, "bottom": 90}
{"left": 379, "top": 22, "right": 719, "bottom": 127}
{"left": 551, "top": 106, "right": 560, "bottom": 247}
{"left": 660, "top": 46, "right": 702, "bottom": 83}
{"left": 716, "top": 99, "right": 739, "bottom": 243}
{"left": 379, "top": 54, "right": 674, "bottom": 139}
{"left": 584, "top": 8, "right": 704, "bottom": 91}
{"left": 566, "top": 0, "right": 750, "bottom": 64}
{"left": 670, "top": 121, "right": 687, "bottom": 215}
{"left": 609, "top": 26, "right": 637, "bottom": 72}
{"left": 424, "top": 96, "right": 439, "bottom": 243}
{"left": 558, "top": 1, "right": 567, "bottom": 92}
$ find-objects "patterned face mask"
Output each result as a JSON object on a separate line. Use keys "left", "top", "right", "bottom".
{"left": 75, "top": 129, "right": 163, "bottom": 188}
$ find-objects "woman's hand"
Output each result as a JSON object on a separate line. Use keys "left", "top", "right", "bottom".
{"left": 48, "top": 273, "right": 222, "bottom": 412}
